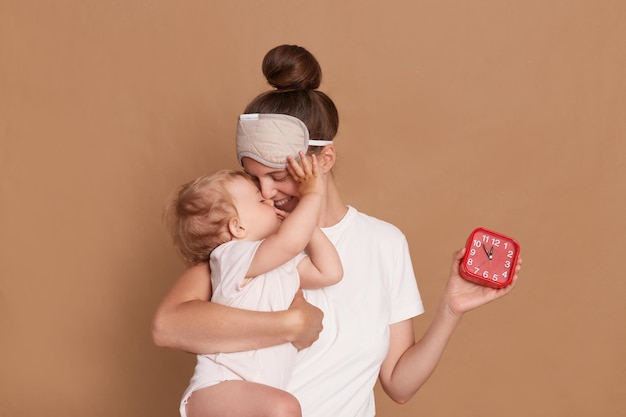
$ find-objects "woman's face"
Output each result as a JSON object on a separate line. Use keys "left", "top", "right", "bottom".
{"left": 242, "top": 157, "right": 301, "bottom": 213}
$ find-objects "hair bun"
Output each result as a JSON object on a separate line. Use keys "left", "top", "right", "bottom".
{"left": 262, "top": 45, "right": 322, "bottom": 91}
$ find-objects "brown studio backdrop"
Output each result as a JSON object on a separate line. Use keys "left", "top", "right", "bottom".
{"left": 1, "top": 1, "right": 625, "bottom": 416}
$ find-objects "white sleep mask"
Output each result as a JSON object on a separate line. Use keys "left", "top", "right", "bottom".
{"left": 236, "top": 113, "right": 333, "bottom": 169}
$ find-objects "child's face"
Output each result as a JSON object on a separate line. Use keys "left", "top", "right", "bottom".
{"left": 229, "top": 176, "right": 282, "bottom": 241}
{"left": 242, "top": 157, "right": 300, "bottom": 213}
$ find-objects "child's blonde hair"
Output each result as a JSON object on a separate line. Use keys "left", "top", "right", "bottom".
{"left": 164, "top": 169, "right": 252, "bottom": 264}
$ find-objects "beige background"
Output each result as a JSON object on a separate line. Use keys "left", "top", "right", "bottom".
{"left": 1, "top": 1, "right": 625, "bottom": 416}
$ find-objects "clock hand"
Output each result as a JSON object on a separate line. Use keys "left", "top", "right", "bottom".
{"left": 487, "top": 245, "right": 494, "bottom": 260}
{"left": 482, "top": 244, "right": 491, "bottom": 258}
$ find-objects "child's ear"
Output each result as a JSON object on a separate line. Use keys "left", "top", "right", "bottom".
{"left": 228, "top": 217, "right": 246, "bottom": 239}
{"left": 318, "top": 145, "right": 336, "bottom": 173}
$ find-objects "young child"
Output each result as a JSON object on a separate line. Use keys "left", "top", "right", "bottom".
{"left": 164, "top": 152, "right": 343, "bottom": 417}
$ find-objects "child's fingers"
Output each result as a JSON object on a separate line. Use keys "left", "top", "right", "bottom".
{"left": 285, "top": 161, "right": 296, "bottom": 179}
{"left": 297, "top": 151, "right": 313, "bottom": 176}
{"left": 286, "top": 152, "right": 320, "bottom": 184}
{"left": 286, "top": 155, "right": 304, "bottom": 179}
{"left": 274, "top": 207, "right": 288, "bottom": 220}
{"left": 310, "top": 154, "right": 318, "bottom": 175}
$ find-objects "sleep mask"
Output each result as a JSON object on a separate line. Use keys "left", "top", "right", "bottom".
{"left": 236, "top": 113, "right": 333, "bottom": 169}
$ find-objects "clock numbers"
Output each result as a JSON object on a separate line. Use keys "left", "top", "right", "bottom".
{"left": 467, "top": 267, "right": 506, "bottom": 282}
{"left": 481, "top": 234, "right": 501, "bottom": 248}
{"left": 460, "top": 228, "right": 519, "bottom": 289}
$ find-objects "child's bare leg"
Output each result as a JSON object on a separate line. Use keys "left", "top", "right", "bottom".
{"left": 186, "top": 380, "right": 301, "bottom": 417}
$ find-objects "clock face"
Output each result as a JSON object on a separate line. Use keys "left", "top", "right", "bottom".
{"left": 460, "top": 228, "right": 520, "bottom": 288}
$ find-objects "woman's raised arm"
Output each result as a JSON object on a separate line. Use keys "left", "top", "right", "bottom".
{"left": 379, "top": 249, "right": 523, "bottom": 403}
{"left": 151, "top": 263, "right": 324, "bottom": 354}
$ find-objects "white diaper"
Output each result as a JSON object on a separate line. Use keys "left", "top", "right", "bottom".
{"left": 179, "top": 365, "right": 244, "bottom": 417}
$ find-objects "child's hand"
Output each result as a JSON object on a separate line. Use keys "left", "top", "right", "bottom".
{"left": 286, "top": 151, "right": 324, "bottom": 197}
{"left": 274, "top": 207, "right": 288, "bottom": 221}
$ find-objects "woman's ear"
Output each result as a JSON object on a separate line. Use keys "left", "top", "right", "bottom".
{"left": 318, "top": 145, "right": 336, "bottom": 173}
{"left": 228, "top": 217, "right": 246, "bottom": 239}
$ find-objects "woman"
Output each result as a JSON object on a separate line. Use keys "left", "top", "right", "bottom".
{"left": 152, "top": 44, "right": 522, "bottom": 417}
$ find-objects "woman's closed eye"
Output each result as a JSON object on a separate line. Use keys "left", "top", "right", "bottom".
{"left": 271, "top": 174, "right": 290, "bottom": 182}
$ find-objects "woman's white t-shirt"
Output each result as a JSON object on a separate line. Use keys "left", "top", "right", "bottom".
{"left": 287, "top": 206, "right": 424, "bottom": 417}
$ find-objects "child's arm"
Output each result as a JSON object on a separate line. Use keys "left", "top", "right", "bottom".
{"left": 246, "top": 152, "right": 324, "bottom": 278}
{"left": 297, "top": 228, "right": 343, "bottom": 289}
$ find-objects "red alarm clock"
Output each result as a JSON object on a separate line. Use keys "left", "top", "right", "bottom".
{"left": 459, "top": 227, "right": 520, "bottom": 289}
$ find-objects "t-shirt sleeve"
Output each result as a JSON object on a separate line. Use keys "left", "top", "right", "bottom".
{"left": 210, "top": 240, "right": 262, "bottom": 302}
{"left": 389, "top": 234, "right": 424, "bottom": 324}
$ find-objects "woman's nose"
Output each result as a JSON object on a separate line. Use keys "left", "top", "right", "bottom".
{"left": 258, "top": 179, "right": 276, "bottom": 200}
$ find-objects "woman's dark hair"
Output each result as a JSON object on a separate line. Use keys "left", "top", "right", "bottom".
{"left": 244, "top": 45, "right": 339, "bottom": 142}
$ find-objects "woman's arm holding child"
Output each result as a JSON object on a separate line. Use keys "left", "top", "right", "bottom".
{"left": 152, "top": 263, "right": 324, "bottom": 353}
